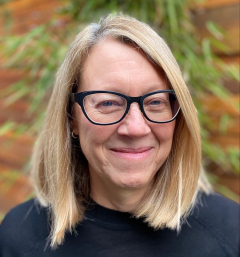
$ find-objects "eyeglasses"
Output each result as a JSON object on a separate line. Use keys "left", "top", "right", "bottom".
{"left": 71, "top": 90, "right": 180, "bottom": 125}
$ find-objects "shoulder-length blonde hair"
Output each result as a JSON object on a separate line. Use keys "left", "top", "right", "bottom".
{"left": 30, "top": 14, "right": 212, "bottom": 248}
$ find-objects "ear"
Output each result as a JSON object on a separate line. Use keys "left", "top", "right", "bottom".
{"left": 69, "top": 104, "right": 79, "bottom": 136}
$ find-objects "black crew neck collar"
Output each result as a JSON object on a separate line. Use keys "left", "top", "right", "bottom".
{"left": 83, "top": 200, "right": 146, "bottom": 229}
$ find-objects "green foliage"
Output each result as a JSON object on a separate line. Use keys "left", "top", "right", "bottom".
{"left": 207, "top": 173, "right": 239, "bottom": 203}
{"left": 0, "top": 0, "right": 11, "bottom": 4}
{"left": 0, "top": 0, "right": 239, "bottom": 187}
{"left": 0, "top": 170, "right": 20, "bottom": 194}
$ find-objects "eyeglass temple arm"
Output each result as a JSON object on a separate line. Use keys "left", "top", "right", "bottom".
{"left": 71, "top": 93, "right": 76, "bottom": 103}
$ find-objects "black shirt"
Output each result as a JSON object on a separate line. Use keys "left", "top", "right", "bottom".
{"left": 0, "top": 192, "right": 239, "bottom": 257}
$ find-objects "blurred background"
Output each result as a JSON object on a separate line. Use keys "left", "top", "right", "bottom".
{"left": 0, "top": 0, "right": 239, "bottom": 221}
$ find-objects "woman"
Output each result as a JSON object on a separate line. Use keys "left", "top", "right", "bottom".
{"left": 0, "top": 15, "right": 239, "bottom": 257}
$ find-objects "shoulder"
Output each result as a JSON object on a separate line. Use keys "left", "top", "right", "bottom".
{"left": 193, "top": 191, "right": 239, "bottom": 227}
{"left": 190, "top": 192, "right": 239, "bottom": 256}
{"left": 0, "top": 198, "right": 50, "bottom": 256}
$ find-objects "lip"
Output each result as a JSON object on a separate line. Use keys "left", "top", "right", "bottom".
{"left": 110, "top": 147, "right": 153, "bottom": 160}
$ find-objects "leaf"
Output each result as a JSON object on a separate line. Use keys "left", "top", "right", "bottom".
{"left": 206, "top": 21, "right": 224, "bottom": 40}
{"left": 4, "top": 86, "right": 29, "bottom": 106}
{"left": 216, "top": 185, "right": 239, "bottom": 203}
{"left": 0, "top": 121, "right": 15, "bottom": 136}
{"left": 202, "top": 38, "right": 212, "bottom": 62}
{"left": 227, "top": 148, "right": 240, "bottom": 174}
{"left": 167, "top": 0, "right": 178, "bottom": 34}
{"left": 207, "top": 83, "right": 230, "bottom": 100}
{"left": 209, "top": 37, "right": 230, "bottom": 53}
{"left": 219, "top": 114, "right": 230, "bottom": 134}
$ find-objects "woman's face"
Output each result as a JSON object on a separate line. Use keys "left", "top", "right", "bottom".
{"left": 72, "top": 38, "right": 175, "bottom": 194}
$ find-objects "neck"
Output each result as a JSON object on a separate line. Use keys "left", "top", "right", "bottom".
{"left": 90, "top": 177, "right": 151, "bottom": 212}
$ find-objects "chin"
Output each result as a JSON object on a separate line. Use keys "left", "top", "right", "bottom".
{"left": 114, "top": 173, "right": 151, "bottom": 189}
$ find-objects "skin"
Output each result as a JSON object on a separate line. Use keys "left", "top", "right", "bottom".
{"left": 71, "top": 37, "right": 176, "bottom": 212}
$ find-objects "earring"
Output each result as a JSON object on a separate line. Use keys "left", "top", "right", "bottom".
{"left": 72, "top": 131, "right": 78, "bottom": 139}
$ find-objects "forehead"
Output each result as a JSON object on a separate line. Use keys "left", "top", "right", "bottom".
{"left": 79, "top": 37, "right": 168, "bottom": 94}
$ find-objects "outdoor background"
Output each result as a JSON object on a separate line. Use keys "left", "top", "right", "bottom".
{"left": 0, "top": 0, "right": 239, "bottom": 221}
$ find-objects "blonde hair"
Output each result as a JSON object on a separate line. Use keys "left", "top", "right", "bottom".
{"left": 30, "top": 14, "right": 213, "bottom": 248}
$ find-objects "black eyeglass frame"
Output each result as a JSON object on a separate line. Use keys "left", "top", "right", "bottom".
{"left": 71, "top": 90, "right": 181, "bottom": 125}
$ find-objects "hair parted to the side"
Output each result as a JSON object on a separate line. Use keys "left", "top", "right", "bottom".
{"left": 30, "top": 14, "right": 213, "bottom": 249}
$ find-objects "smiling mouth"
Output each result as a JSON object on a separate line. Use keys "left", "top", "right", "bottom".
{"left": 110, "top": 147, "right": 153, "bottom": 159}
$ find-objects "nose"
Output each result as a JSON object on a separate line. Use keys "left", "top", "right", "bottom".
{"left": 117, "top": 103, "right": 151, "bottom": 138}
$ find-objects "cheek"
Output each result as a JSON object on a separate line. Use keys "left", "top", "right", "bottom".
{"left": 151, "top": 120, "right": 175, "bottom": 144}
{"left": 77, "top": 114, "right": 117, "bottom": 158}
{"left": 78, "top": 120, "right": 100, "bottom": 150}
{"left": 74, "top": 104, "right": 113, "bottom": 143}
{"left": 73, "top": 105, "right": 98, "bottom": 146}
{"left": 151, "top": 122, "right": 175, "bottom": 168}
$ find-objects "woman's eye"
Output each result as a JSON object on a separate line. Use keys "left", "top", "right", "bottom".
{"left": 97, "top": 101, "right": 122, "bottom": 108}
{"left": 150, "top": 100, "right": 161, "bottom": 105}
{"left": 101, "top": 101, "right": 115, "bottom": 107}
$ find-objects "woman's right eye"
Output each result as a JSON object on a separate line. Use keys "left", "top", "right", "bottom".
{"left": 96, "top": 101, "right": 123, "bottom": 110}
{"left": 101, "top": 101, "right": 114, "bottom": 107}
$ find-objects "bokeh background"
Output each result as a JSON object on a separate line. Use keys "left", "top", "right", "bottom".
{"left": 0, "top": 0, "right": 239, "bottom": 221}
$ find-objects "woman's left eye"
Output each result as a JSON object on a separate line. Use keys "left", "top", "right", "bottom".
{"left": 150, "top": 100, "right": 161, "bottom": 105}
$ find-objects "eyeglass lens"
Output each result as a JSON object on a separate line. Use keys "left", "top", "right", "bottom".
{"left": 83, "top": 92, "right": 179, "bottom": 124}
